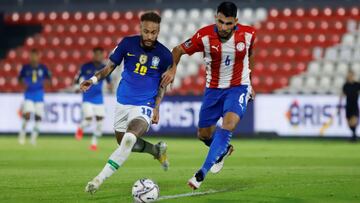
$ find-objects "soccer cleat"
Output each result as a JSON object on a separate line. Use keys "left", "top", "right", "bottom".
{"left": 75, "top": 127, "right": 83, "bottom": 140}
{"left": 89, "top": 144, "right": 97, "bottom": 151}
{"left": 85, "top": 177, "right": 102, "bottom": 194}
{"left": 210, "top": 144, "right": 234, "bottom": 174}
{"left": 188, "top": 170, "right": 204, "bottom": 190}
{"left": 155, "top": 141, "right": 169, "bottom": 171}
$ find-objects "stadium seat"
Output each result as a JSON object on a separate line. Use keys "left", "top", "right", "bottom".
{"left": 1, "top": 8, "right": 357, "bottom": 94}
{"left": 307, "top": 61, "right": 321, "bottom": 76}
{"left": 336, "top": 62, "right": 349, "bottom": 76}
{"left": 322, "top": 61, "right": 335, "bottom": 76}
{"left": 333, "top": 76, "right": 345, "bottom": 90}
{"left": 303, "top": 76, "right": 317, "bottom": 93}
{"left": 318, "top": 76, "right": 331, "bottom": 93}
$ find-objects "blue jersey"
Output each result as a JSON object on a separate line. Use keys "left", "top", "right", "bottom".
{"left": 18, "top": 64, "right": 50, "bottom": 102}
{"left": 78, "top": 62, "right": 111, "bottom": 104}
{"left": 109, "top": 36, "right": 173, "bottom": 107}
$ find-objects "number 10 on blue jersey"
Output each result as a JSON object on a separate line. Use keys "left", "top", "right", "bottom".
{"left": 134, "top": 63, "right": 148, "bottom": 75}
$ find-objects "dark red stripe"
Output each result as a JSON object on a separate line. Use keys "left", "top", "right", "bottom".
{"left": 209, "top": 39, "right": 221, "bottom": 88}
{"left": 230, "top": 32, "right": 245, "bottom": 87}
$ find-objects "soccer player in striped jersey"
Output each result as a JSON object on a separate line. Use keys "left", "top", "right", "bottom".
{"left": 161, "top": 1, "right": 256, "bottom": 189}
{"left": 18, "top": 49, "right": 51, "bottom": 145}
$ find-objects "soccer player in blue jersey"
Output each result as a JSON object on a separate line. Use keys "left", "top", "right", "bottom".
{"left": 74, "top": 47, "right": 112, "bottom": 150}
{"left": 82, "top": 12, "right": 172, "bottom": 194}
{"left": 18, "top": 48, "right": 51, "bottom": 145}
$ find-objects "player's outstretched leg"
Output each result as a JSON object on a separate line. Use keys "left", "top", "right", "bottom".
{"left": 132, "top": 138, "right": 169, "bottom": 170}
{"left": 85, "top": 132, "right": 137, "bottom": 194}
{"left": 198, "top": 126, "right": 234, "bottom": 174}
{"left": 85, "top": 118, "right": 149, "bottom": 194}
{"left": 90, "top": 118, "right": 103, "bottom": 151}
{"left": 188, "top": 128, "right": 232, "bottom": 190}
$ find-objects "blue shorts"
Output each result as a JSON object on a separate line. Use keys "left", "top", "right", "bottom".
{"left": 198, "top": 85, "right": 251, "bottom": 128}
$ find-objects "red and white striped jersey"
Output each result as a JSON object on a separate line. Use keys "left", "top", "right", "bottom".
{"left": 181, "top": 24, "right": 256, "bottom": 89}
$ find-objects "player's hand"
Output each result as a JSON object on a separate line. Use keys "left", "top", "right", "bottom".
{"left": 80, "top": 80, "right": 93, "bottom": 92}
{"left": 250, "top": 88, "right": 256, "bottom": 101}
{"left": 161, "top": 68, "right": 176, "bottom": 88}
{"left": 152, "top": 107, "right": 160, "bottom": 124}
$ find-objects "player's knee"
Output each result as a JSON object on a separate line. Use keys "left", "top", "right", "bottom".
{"left": 85, "top": 117, "right": 92, "bottom": 121}
{"left": 127, "top": 118, "right": 148, "bottom": 136}
{"left": 35, "top": 115, "right": 42, "bottom": 121}
{"left": 23, "top": 113, "right": 31, "bottom": 120}
{"left": 95, "top": 116, "right": 103, "bottom": 121}
{"left": 222, "top": 121, "right": 237, "bottom": 132}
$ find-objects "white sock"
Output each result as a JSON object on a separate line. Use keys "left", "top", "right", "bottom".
{"left": 19, "top": 118, "right": 28, "bottom": 137}
{"left": 80, "top": 119, "right": 91, "bottom": 129}
{"left": 31, "top": 121, "right": 40, "bottom": 144}
{"left": 91, "top": 121, "right": 103, "bottom": 146}
{"left": 97, "top": 132, "right": 137, "bottom": 182}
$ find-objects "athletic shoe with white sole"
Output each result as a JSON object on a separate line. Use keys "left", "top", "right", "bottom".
{"left": 210, "top": 144, "right": 234, "bottom": 174}
{"left": 85, "top": 177, "right": 103, "bottom": 194}
{"left": 188, "top": 170, "right": 204, "bottom": 190}
{"left": 156, "top": 141, "right": 169, "bottom": 171}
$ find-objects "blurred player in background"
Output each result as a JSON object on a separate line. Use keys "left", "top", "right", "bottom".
{"left": 82, "top": 12, "right": 171, "bottom": 194}
{"left": 18, "top": 48, "right": 51, "bottom": 145}
{"left": 162, "top": 1, "right": 256, "bottom": 189}
{"left": 74, "top": 47, "right": 112, "bottom": 151}
{"left": 340, "top": 70, "right": 360, "bottom": 142}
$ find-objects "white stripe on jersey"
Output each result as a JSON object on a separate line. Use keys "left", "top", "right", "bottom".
{"left": 201, "top": 36, "right": 212, "bottom": 88}
{"left": 241, "top": 32, "right": 253, "bottom": 85}
{"left": 219, "top": 34, "right": 235, "bottom": 88}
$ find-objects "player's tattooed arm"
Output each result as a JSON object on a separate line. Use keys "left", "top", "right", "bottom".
{"left": 152, "top": 84, "right": 167, "bottom": 124}
{"left": 80, "top": 60, "right": 116, "bottom": 92}
{"left": 94, "top": 60, "right": 116, "bottom": 81}
{"left": 160, "top": 45, "right": 186, "bottom": 87}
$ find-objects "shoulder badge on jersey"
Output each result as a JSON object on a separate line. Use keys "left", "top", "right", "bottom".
{"left": 150, "top": 56, "right": 160, "bottom": 69}
{"left": 184, "top": 39, "right": 193, "bottom": 48}
{"left": 236, "top": 42, "right": 245, "bottom": 52}
{"left": 139, "top": 54, "right": 148, "bottom": 64}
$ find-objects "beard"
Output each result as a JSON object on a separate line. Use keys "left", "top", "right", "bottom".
{"left": 140, "top": 36, "right": 156, "bottom": 50}
{"left": 218, "top": 30, "right": 233, "bottom": 40}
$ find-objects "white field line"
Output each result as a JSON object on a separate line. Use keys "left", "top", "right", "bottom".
{"left": 157, "top": 189, "right": 228, "bottom": 201}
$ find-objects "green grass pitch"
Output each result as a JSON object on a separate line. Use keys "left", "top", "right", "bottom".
{"left": 0, "top": 136, "right": 359, "bottom": 203}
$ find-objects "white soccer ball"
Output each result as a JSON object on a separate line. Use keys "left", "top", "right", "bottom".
{"left": 132, "top": 178, "right": 159, "bottom": 203}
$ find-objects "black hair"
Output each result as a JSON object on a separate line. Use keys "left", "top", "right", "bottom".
{"left": 92, "top": 47, "right": 104, "bottom": 53}
{"left": 217, "top": 1, "right": 237, "bottom": 17}
{"left": 140, "top": 11, "right": 161, "bottom": 24}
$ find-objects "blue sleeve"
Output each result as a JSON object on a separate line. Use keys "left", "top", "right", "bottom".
{"left": 109, "top": 38, "right": 127, "bottom": 66}
{"left": 44, "top": 66, "right": 51, "bottom": 79}
{"left": 18, "top": 66, "right": 26, "bottom": 79}
{"left": 161, "top": 52, "right": 173, "bottom": 74}
{"left": 79, "top": 65, "right": 86, "bottom": 77}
